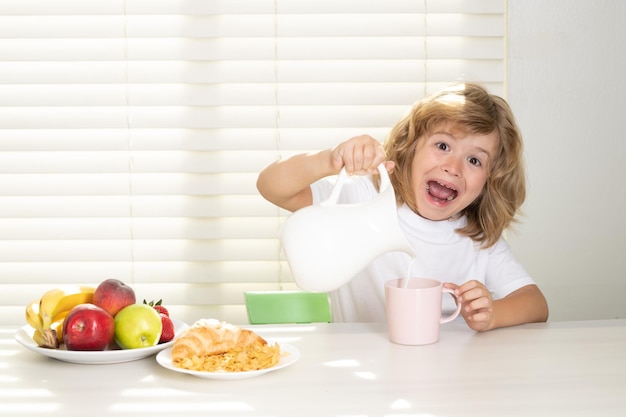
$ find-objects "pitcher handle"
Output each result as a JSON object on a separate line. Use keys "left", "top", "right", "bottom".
{"left": 322, "top": 163, "right": 391, "bottom": 207}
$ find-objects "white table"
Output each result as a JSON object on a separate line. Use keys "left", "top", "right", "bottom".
{"left": 2, "top": 319, "right": 626, "bottom": 417}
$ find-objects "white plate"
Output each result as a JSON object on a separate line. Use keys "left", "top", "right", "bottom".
{"left": 14, "top": 319, "right": 189, "bottom": 365}
{"left": 156, "top": 341, "right": 300, "bottom": 380}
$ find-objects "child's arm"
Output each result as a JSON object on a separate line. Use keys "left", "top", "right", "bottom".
{"left": 256, "top": 149, "right": 334, "bottom": 212}
{"left": 256, "top": 135, "right": 388, "bottom": 212}
{"left": 444, "top": 281, "right": 549, "bottom": 331}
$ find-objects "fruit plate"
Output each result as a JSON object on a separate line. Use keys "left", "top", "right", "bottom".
{"left": 156, "top": 341, "right": 300, "bottom": 380}
{"left": 14, "top": 319, "right": 188, "bottom": 365}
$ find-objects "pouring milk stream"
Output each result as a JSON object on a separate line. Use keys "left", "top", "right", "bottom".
{"left": 280, "top": 163, "right": 416, "bottom": 293}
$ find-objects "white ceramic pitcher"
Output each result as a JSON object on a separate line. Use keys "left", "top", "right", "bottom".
{"left": 280, "top": 163, "right": 415, "bottom": 292}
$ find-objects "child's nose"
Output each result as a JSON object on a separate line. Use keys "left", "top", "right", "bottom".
{"left": 443, "top": 155, "right": 463, "bottom": 177}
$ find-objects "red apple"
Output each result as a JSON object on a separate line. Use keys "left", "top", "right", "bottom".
{"left": 62, "top": 304, "right": 115, "bottom": 351}
{"left": 93, "top": 278, "right": 136, "bottom": 317}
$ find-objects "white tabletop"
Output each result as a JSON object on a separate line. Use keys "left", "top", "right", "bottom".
{"left": 2, "top": 319, "right": 626, "bottom": 417}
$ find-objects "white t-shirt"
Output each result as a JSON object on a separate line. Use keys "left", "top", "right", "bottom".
{"left": 310, "top": 174, "right": 536, "bottom": 323}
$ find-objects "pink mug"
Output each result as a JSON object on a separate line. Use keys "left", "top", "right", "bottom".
{"left": 385, "top": 278, "right": 462, "bottom": 345}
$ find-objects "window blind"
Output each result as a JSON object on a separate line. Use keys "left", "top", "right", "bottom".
{"left": 0, "top": 0, "right": 506, "bottom": 326}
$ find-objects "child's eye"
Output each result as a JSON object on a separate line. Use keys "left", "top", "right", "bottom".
{"left": 436, "top": 142, "right": 449, "bottom": 151}
{"left": 468, "top": 156, "right": 481, "bottom": 166}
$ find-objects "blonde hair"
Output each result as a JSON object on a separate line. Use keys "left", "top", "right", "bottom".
{"left": 384, "top": 82, "right": 525, "bottom": 248}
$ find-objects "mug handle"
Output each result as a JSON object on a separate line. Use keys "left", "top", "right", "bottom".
{"left": 440, "top": 288, "right": 462, "bottom": 324}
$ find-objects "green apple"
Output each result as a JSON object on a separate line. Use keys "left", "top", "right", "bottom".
{"left": 114, "top": 303, "right": 162, "bottom": 349}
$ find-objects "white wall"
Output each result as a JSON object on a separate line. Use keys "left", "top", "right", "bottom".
{"left": 506, "top": 0, "right": 626, "bottom": 321}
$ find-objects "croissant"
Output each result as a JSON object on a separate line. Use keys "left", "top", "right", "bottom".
{"left": 172, "top": 319, "right": 264, "bottom": 360}
{"left": 171, "top": 319, "right": 280, "bottom": 372}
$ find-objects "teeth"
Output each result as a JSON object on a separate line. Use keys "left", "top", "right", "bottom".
{"left": 427, "top": 181, "right": 456, "bottom": 201}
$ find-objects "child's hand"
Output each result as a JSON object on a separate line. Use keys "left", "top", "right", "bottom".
{"left": 444, "top": 280, "right": 494, "bottom": 332}
{"left": 330, "top": 135, "right": 392, "bottom": 175}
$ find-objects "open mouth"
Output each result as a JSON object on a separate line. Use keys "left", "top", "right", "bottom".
{"left": 426, "top": 180, "right": 458, "bottom": 202}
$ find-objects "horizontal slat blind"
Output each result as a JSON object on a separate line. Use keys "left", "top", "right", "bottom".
{"left": 0, "top": 0, "right": 505, "bottom": 326}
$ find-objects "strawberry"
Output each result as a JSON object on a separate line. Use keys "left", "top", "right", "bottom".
{"left": 142, "top": 299, "right": 173, "bottom": 343}
{"left": 159, "top": 313, "right": 175, "bottom": 344}
{"left": 143, "top": 299, "right": 169, "bottom": 317}
{"left": 153, "top": 305, "right": 169, "bottom": 316}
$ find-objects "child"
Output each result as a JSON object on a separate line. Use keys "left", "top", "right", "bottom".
{"left": 257, "top": 82, "right": 549, "bottom": 331}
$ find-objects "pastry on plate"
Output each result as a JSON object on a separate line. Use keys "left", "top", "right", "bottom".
{"left": 171, "top": 319, "right": 280, "bottom": 372}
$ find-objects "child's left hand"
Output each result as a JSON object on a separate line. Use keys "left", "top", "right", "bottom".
{"left": 443, "top": 280, "right": 494, "bottom": 331}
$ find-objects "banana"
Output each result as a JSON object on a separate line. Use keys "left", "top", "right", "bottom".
{"left": 51, "top": 310, "right": 70, "bottom": 344}
{"left": 25, "top": 300, "right": 43, "bottom": 332}
{"left": 39, "top": 285, "right": 95, "bottom": 329}
{"left": 38, "top": 288, "right": 67, "bottom": 330}
{"left": 30, "top": 285, "right": 96, "bottom": 348}
{"left": 32, "top": 329, "right": 49, "bottom": 347}
{"left": 32, "top": 328, "right": 58, "bottom": 348}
